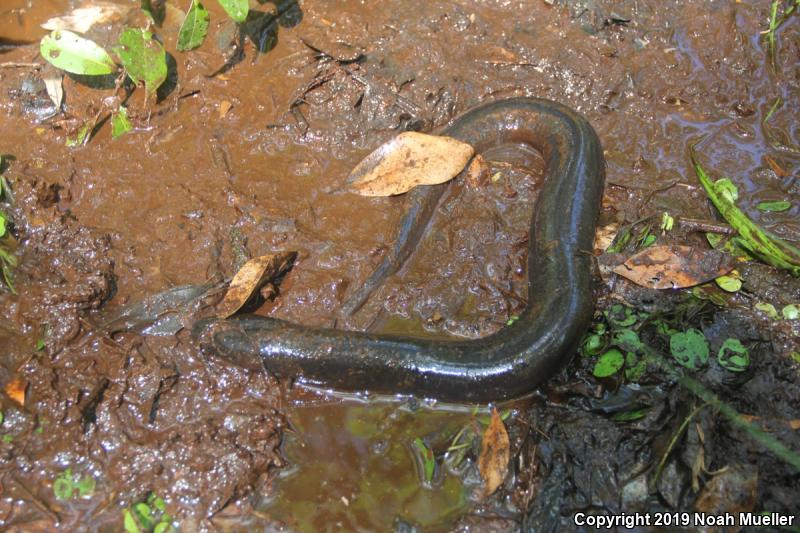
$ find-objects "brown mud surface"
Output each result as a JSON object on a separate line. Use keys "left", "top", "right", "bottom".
{"left": 0, "top": 0, "right": 798, "bottom": 531}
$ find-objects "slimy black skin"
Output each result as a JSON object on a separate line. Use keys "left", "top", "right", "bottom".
{"left": 194, "top": 97, "right": 605, "bottom": 402}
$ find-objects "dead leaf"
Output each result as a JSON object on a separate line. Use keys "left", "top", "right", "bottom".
{"left": 5, "top": 377, "right": 27, "bottom": 407}
{"left": 41, "top": 2, "right": 129, "bottom": 34}
{"left": 478, "top": 408, "right": 510, "bottom": 498}
{"left": 43, "top": 75, "right": 63, "bottom": 109}
{"left": 594, "top": 222, "right": 619, "bottom": 252}
{"left": 219, "top": 100, "right": 232, "bottom": 118}
{"left": 217, "top": 252, "right": 297, "bottom": 318}
{"left": 694, "top": 465, "right": 757, "bottom": 518}
{"left": 347, "top": 132, "right": 474, "bottom": 196}
{"left": 612, "top": 245, "right": 734, "bottom": 289}
{"left": 465, "top": 154, "right": 489, "bottom": 188}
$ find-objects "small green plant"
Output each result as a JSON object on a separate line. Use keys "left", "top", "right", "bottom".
{"left": 53, "top": 468, "right": 97, "bottom": 500}
{"left": 124, "top": 492, "right": 174, "bottom": 533}
{"left": 763, "top": 0, "right": 799, "bottom": 68}
{"left": 692, "top": 148, "right": 800, "bottom": 276}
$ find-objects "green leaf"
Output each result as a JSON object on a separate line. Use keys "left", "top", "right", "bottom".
{"left": 613, "top": 329, "right": 643, "bottom": 353}
{"left": 111, "top": 106, "right": 133, "bottom": 139}
{"left": 612, "top": 408, "right": 648, "bottom": 422}
{"left": 40, "top": 30, "right": 116, "bottom": 75}
{"left": 1, "top": 434, "right": 12, "bottom": 443}
{"left": 582, "top": 333, "right": 605, "bottom": 356}
{"left": 669, "top": 329, "right": 709, "bottom": 369}
{"left": 757, "top": 200, "right": 791, "bottom": 213}
{"left": 35, "top": 338, "right": 45, "bottom": 351}
{"left": 178, "top": 0, "right": 210, "bottom": 51}
{"left": 624, "top": 351, "right": 647, "bottom": 381}
{"left": 0, "top": 411, "right": 3, "bottom": 425}
{"left": 218, "top": 0, "right": 249, "bottom": 22}
{"left": 141, "top": 0, "right": 166, "bottom": 26}
{"left": 717, "top": 338, "right": 749, "bottom": 372}
{"left": 692, "top": 150, "right": 800, "bottom": 276}
{"left": 0, "top": 175, "right": 6, "bottom": 201}
{"left": 605, "top": 304, "right": 637, "bottom": 328}
{"left": 412, "top": 437, "right": 435, "bottom": 484}
{"left": 66, "top": 122, "right": 91, "bottom": 147}
{"left": 75, "top": 475, "right": 96, "bottom": 498}
{"left": 133, "top": 502, "right": 155, "bottom": 529}
{"left": 715, "top": 274, "right": 741, "bottom": 292}
{"left": 754, "top": 302, "right": 779, "bottom": 319}
{"left": 593, "top": 348, "right": 624, "bottom": 377}
{"left": 115, "top": 29, "right": 168, "bottom": 96}
{"left": 53, "top": 476, "right": 74, "bottom": 500}
{"left": 642, "top": 234, "right": 656, "bottom": 247}
{"left": 123, "top": 509, "right": 142, "bottom": 533}
{"left": 154, "top": 522, "right": 172, "bottom": 533}
{"left": 661, "top": 212, "right": 674, "bottom": 232}
{"left": 0, "top": 212, "right": 6, "bottom": 238}
{"left": 714, "top": 178, "right": 739, "bottom": 203}
{"left": 782, "top": 304, "right": 799, "bottom": 320}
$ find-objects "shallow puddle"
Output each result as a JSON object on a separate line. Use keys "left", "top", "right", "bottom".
{"left": 263, "top": 391, "right": 490, "bottom": 532}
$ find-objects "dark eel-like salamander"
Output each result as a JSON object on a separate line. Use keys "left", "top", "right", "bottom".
{"left": 194, "top": 97, "right": 605, "bottom": 402}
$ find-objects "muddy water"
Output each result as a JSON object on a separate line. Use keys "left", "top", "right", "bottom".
{"left": 0, "top": 0, "right": 799, "bottom": 530}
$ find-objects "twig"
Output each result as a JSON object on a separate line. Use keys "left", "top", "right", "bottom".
{"left": 676, "top": 217, "right": 734, "bottom": 235}
{"left": 0, "top": 62, "right": 41, "bottom": 68}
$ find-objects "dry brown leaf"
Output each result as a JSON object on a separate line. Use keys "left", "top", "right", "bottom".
{"left": 217, "top": 252, "right": 297, "bottom": 318}
{"left": 41, "top": 2, "right": 129, "bottom": 33}
{"left": 478, "top": 408, "right": 510, "bottom": 498}
{"left": 612, "top": 245, "right": 734, "bottom": 290}
{"left": 694, "top": 465, "right": 757, "bottom": 517}
{"left": 347, "top": 132, "right": 474, "bottom": 196}
{"left": 465, "top": 154, "right": 489, "bottom": 188}
{"left": 5, "top": 377, "right": 27, "bottom": 407}
{"left": 219, "top": 100, "right": 232, "bottom": 118}
{"left": 594, "top": 222, "right": 619, "bottom": 252}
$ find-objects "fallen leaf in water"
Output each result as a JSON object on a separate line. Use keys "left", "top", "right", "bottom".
{"left": 347, "top": 132, "right": 474, "bottom": 196}
{"left": 217, "top": 252, "right": 297, "bottom": 318}
{"left": 5, "top": 377, "right": 27, "bottom": 406}
{"left": 612, "top": 245, "right": 734, "bottom": 289}
{"left": 219, "top": 100, "right": 232, "bottom": 118}
{"left": 41, "top": 2, "right": 129, "bottom": 34}
{"left": 478, "top": 408, "right": 510, "bottom": 498}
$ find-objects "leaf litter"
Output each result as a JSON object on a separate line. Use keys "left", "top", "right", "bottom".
{"left": 216, "top": 252, "right": 297, "bottom": 318}
{"left": 477, "top": 408, "right": 510, "bottom": 498}
{"left": 612, "top": 244, "right": 734, "bottom": 289}
{"left": 346, "top": 132, "right": 474, "bottom": 196}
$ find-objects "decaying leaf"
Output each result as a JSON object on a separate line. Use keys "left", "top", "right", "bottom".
{"left": 612, "top": 245, "right": 734, "bottom": 290}
{"left": 5, "top": 376, "right": 27, "bottom": 406}
{"left": 478, "top": 408, "right": 510, "bottom": 498}
{"left": 594, "top": 222, "right": 619, "bottom": 252}
{"left": 694, "top": 465, "right": 757, "bottom": 517}
{"left": 43, "top": 74, "right": 63, "bottom": 109}
{"left": 217, "top": 252, "right": 297, "bottom": 318}
{"left": 465, "top": 154, "right": 489, "bottom": 188}
{"left": 347, "top": 132, "right": 474, "bottom": 196}
{"left": 41, "top": 2, "right": 129, "bottom": 34}
{"left": 219, "top": 100, "right": 232, "bottom": 118}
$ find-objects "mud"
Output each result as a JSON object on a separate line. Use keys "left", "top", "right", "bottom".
{"left": 0, "top": 0, "right": 799, "bottom": 530}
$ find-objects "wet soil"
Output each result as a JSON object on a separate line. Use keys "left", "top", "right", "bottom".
{"left": 0, "top": 0, "right": 799, "bottom": 531}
